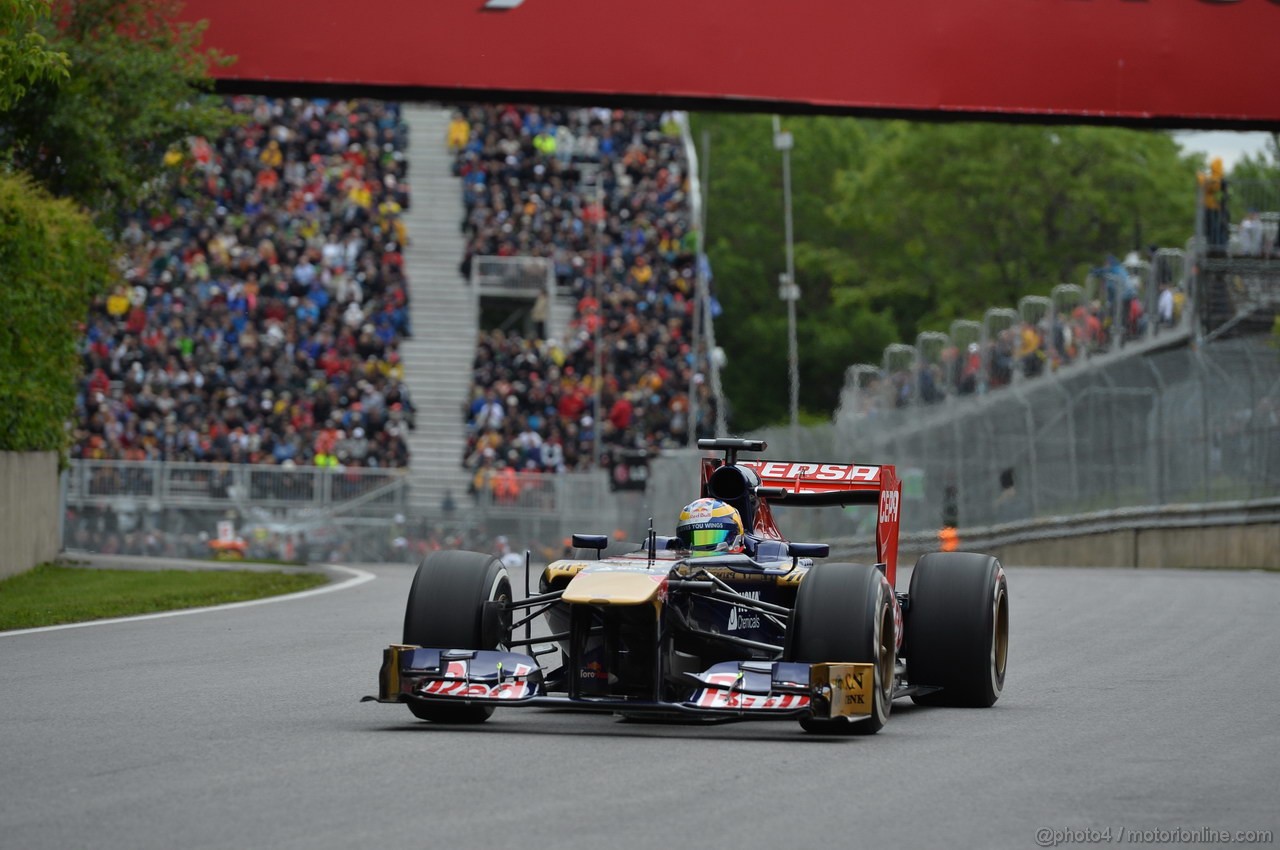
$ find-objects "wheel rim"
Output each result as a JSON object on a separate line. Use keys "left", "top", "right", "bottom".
{"left": 493, "top": 577, "right": 512, "bottom": 651}
{"left": 991, "top": 585, "right": 1009, "bottom": 687}
{"left": 878, "top": 600, "right": 894, "bottom": 701}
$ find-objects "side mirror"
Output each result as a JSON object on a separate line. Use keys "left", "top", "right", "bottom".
{"left": 571, "top": 534, "right": 608, "bottom": 557}
{"left": 787, "top": 542, "right": 829, "bottom": 560}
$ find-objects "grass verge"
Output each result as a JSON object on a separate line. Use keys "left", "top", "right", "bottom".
{"left": 0, "top": 563, "right": 328, "bottom": 631}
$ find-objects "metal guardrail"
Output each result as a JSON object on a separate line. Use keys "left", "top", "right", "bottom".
{"left": 59, "top": 455, "right": 1280, "bottom": 567}
{"left": 60, "top": 458, "right": 629, "bottom": 559}
{"left": 65, "top": 460, "right": 408, "bottom": 512}
{"left": 828, "top": 497, "right": 1280, "bottom": 568}
{"left": 62, "top": 459, "right": 624, "bottom": 520}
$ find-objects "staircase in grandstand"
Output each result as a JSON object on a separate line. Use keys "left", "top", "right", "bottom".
{"left": 1199, "top": 255, "right": 1280, "bottom": 340}
{"left": 399, "top": 105, "right": 477, "bottom": 514}
{"left": 1196, "top": 180, "right": 1280, "bottom": 341}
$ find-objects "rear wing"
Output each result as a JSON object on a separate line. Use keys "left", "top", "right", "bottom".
{"left": 697, "top": 441, "right": 901, "bottom": 584}
{"left": 738, "top": 460, "right": 884, "bottom": 502}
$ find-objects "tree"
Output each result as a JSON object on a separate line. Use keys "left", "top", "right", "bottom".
{"left": 691, "top": 114, "right": 1200, "bottom": 431}
{"left": 691, "top": 113, "right": 898, "bottom": 430}
{"left": 0, "top": 0, "right": 232, "bottom": 456}
{"left": 1, "top": 0, "right": 234, "bottom": 231}
{"left": 1226, "top": 133, "right": 1280, "bottom": 183}
{"left": 0, "top": 0, "right": 70, "bottom": 110}
{"left": 824, "top": 123, "right": 1197, "bottom": 338}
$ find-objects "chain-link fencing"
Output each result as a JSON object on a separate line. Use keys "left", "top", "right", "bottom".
{"left": 830, "top": 335, "right": 1279, "bottom": 536}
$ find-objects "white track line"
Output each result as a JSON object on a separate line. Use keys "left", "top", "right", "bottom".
{"left": 0, "top": 565, "right": 376, "bottom": 638}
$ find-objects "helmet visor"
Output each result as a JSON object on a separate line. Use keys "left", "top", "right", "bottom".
{"left": 686, "top": 527, "right": 734, "bottom": 551}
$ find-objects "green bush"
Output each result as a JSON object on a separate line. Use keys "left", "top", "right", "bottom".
{"left": 0, "top": 173, "right": 111, "bottom": 453}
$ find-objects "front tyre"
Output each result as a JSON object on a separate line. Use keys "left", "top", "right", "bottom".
{"left": 905, "top": 552, "right": 1008, "bottom": 708}
{"left": 784, "top": 563, "right": 895, "bottom": 735}
{"left": 402, "top": 550, "right": 511, "bottom": 723}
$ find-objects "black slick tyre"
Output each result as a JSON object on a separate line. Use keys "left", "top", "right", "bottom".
{"left": 402, "top": 550, "right": 511, "bottom": 723}
{"left": 905, "top": 552, "right": 1008, "bottom": 708}
{"left": 784, "top": 563, "right": 895, "bottom": 735}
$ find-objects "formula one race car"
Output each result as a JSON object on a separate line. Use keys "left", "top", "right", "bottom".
{"left": 365, "top": 439, "right": 1009, "bottom": 734}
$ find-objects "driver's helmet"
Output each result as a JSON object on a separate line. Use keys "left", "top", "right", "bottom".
{"left": 676, "top": 498, "right": 744, "bottom": 556}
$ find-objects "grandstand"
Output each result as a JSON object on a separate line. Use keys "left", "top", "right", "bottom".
{"left": 65, "top": 97, "right": 420, "bottom": 558}
{"left": 446, "top": 105, "right": 721, "bottom": 498}
{"left": 58, "top": 96, "right": 1278, "bottom": 559}
{"left": 60, "top": 98, "right": 727, "bottom": 556}
{"left": 72, "top": 97, "right": 415, "bottom": 471}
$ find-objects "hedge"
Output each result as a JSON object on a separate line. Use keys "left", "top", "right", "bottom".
{"left": 0, "top": 172, "right": 111, "bottom": 453}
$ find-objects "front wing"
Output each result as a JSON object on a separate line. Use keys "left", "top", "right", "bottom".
{"left": 364, "top": 646, "right": 875, "bottom": 723}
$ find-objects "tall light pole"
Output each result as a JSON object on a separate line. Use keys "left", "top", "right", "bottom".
{"left": 592, "top": 175, "right": 605, "bottom": 469}
{"left": 773, "top": 116, "right": 799, "bottom": 443}
{"left": 687, "top": 128, "right": 712, "bottom": 448}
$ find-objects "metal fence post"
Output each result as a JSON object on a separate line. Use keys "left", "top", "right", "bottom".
{"left": 57, "top": 466, "right": 68, "bottom": 550}
{"left": 1015, "top": 386, "right": 1040, "bottom": 519}
{"left": 1143, "top": 358, "right": 1166, "bottom": 504}
{"left": 1196, "top": 346, "right": 1212, "bottom": 502}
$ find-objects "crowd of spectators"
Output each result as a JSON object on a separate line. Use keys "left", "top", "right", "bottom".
{"left": 447, "top": 105, "right": 717, "bottom": 491}
{"left": 854, "top": 251, "right": 1187, "bottom": 415}
{"left": 72, "top": 97, "right": 416, "bottom": 471}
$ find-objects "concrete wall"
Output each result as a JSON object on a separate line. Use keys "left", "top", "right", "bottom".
{"left": 988, "top": 531, "right": 1138, "bottom": 569}
{"left": 833, "top": 501, "right": 1280, "bottom": 571}
{"left": 987, "top": 524, "right": 1280, "bottom": 570}
{"left": 1, "top": 452, "right": 59, "bottom": 579}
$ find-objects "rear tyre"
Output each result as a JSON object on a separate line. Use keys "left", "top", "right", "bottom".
{"left": 402, "top": 550, "right": 511, "bottom": 723}
{"left": 784, "top": 563, "right": 895, "bottom": 735}
{"left": 905, "top": 552, "right": 1008, "bottom": 708}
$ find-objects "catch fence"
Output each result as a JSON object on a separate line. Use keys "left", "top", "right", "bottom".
{"left": 828, "top": 336, "right": 1280, "bottom": 536}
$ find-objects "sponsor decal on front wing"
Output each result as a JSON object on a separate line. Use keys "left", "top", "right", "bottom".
{"left": 419, "top": 660, "right": 535, "bottom": 699}
{"left": 693, "top": 673, "right": 810, "bottom": 710}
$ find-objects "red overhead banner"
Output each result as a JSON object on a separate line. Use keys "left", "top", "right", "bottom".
{"left": 181, "top": 0, "right": 1280, "bottom": 127}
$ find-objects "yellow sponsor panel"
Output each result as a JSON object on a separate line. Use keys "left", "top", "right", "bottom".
{"left": 542, "top": 561, "right": 592, "bottom": 584}
{"left": 674, "top": 564, "right": 774, "bottom": 584}
{"left": 811, "top": 662, "right": 875, "bottom": 719}
{"left": 379, "top": 644, "right": 415, "bottom": 701}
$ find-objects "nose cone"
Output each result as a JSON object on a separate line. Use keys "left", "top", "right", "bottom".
{"left": 563, "top": 568, "right": 666, "bottom": 605}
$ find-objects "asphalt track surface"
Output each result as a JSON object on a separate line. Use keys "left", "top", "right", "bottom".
{"left": 2, "top": 562, "right": 1278, "bottom": 850}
